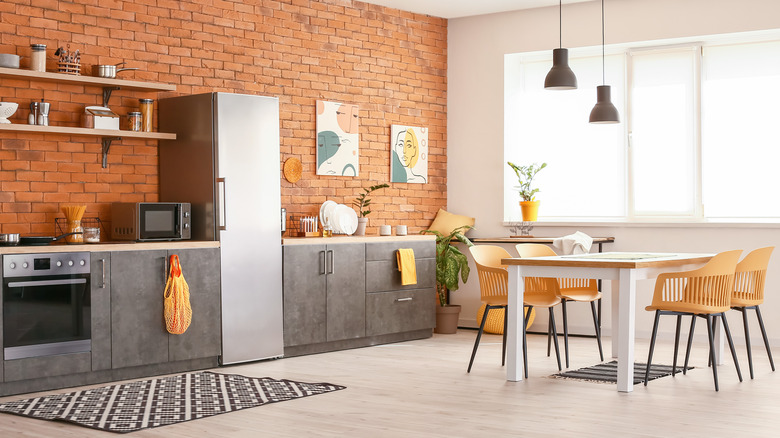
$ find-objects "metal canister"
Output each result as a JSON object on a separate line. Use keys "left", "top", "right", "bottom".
{"left": 128, "top": 111, "right": 142, "bottom": 132}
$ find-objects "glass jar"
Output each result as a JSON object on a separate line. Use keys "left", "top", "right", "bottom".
{"left": 83, "top": 227, "right": 100, "bottom": 243}
{"left": 128, "top": 111, "right": 142, "bottom": 132}
{"left": 322, "top": 219, "right": 333, "bottom": 238}
{"left": 139, "top": 98, "right": 153, "bottom": 132}
{"left": 66, "top": 220, "right": 83, "bottom": 243}
{"left": 30, "top": 44, "right": 46, "bottom": 72}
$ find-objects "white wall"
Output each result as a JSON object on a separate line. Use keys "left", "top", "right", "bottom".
{"left": 447, "top": 0, "right": 780, "bottom": 345}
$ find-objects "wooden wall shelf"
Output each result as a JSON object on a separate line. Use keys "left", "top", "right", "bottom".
{"left": 0, "top": 123, "right": 175, "bottom": 140}
{"left": 0, "top": 67, "right": 176, "bottom": 92}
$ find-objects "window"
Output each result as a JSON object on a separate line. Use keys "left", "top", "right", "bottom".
{"left": 505, "top": 37, "right": 780, "bottom": 223}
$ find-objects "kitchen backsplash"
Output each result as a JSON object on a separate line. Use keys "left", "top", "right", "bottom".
{"left": 0, "top": 0, "right": 448, "bottom": 236}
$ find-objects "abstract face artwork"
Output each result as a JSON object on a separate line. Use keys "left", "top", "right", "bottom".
{"left": 316, "top": 100, "right": 359, "bottom": 176}
{"left": 390, "top": 125, "right": 428, "bottom": 184}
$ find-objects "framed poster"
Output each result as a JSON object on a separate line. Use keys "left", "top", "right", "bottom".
{"left": 390, "top": 125, "right": 428, "bottom": 183}
{"left": 316, "top": 100, "right": 359, "bottom": 176}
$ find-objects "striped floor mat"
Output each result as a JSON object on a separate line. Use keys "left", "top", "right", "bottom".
{"left": 553, "top": 360, "right": 693, "bottom": 384}
{"left": 0, "top": 371, "right": 345, "bottom": 433}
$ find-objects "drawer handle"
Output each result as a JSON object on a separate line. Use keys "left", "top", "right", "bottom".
{"left": 396, "top": 297, "right": 413, "bottom": 302}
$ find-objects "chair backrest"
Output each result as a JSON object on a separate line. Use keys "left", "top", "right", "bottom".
{"left": 650, "top": 249, "right": 743, "bottom": 313}
{"left": 469, "top": 245, "right": 511, "bottom": 304}
{"left": 733, "top": 246, "right": 774, "bottom": 306}
{"left": 513, "top": 244, "right": 562, "bottom": 299}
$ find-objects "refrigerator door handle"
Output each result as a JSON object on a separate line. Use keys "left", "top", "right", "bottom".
{"left": 217, "top": 177, "right": 227, "bottom": 230}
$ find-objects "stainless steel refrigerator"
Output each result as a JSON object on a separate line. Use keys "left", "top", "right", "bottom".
{"left": 159, "top": 92, "right": 283, "bottom": 365}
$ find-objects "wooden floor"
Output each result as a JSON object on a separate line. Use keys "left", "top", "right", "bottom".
{"left": 1, "top": 330, "right": 780, "bottom": 437}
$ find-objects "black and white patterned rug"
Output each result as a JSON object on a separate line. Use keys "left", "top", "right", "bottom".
{"left": 553, "top": 360, "right": 693, "bottom": 384}
{"left": 0, "top": 371, "right": 345, "bottom": 433}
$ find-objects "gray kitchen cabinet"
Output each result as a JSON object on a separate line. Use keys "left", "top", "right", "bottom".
{"left": 365, "top": 240, "right": 436, "bottom": 337}
{"left": 110, "top": 250, "right": 169, "bottom": 369}
{"left": 283, "top": 244, "right": 327, "bottom": 347}
{"left": 283, "top": 243, "right": 366, "bottom": 347}
{"left": 91, "top": 252, "right": 112, "bottom": 371}
{"left": 167, "top": 248, "right": 222, "bottom": 362}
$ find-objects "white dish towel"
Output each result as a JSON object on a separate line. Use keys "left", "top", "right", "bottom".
{"left": 552, "top": 231, "right": 593, "bottom": 255}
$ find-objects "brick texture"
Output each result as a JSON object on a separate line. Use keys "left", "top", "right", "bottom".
{"left": 0, "top": 0, "right": 447, "bottom": 236}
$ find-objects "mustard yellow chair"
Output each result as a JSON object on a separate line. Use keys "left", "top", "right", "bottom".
{"left": 515, "top": 244, "right": 604, "bottom": 368}
{"left": 644, "top": 250, "right": 743, "bottom": 391}
{"left": 468, "top": 245, "right": 562, "bottom": 376}
{"left": 730, "top": 247, "right": 774, "bottom": 379}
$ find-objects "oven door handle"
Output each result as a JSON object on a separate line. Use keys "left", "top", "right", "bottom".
{"left": 7, "top": 278, "right": 87, "bottom": 288}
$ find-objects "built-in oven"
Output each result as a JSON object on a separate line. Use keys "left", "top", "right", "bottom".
{"left": 2, "top": 252, "right": 91, "bottom": 360}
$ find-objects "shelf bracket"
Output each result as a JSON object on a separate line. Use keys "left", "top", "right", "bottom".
{"left": 102, "top": 86, "right": 121, "bottom": 107}
{"left": 101, "top": 137, "right": 121, "bottom": 168}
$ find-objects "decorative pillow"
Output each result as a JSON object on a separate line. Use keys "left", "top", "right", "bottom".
{"left": 427, "top": 208, "right": 475, "bottom": 235}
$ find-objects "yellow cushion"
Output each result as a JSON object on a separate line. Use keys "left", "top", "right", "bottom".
{"left": 428, "top": 208, "right": 475, "bottom": 235}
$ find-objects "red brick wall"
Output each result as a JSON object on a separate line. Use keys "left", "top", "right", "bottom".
{"left": 0, "top": 0, "right": 447, "bottom": 237}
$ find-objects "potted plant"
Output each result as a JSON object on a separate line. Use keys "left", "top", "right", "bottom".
{"left": 422, "top": 225, "right": 474, "bottom": 334}
{"left": 352, "top": 183, "right": 389, "bottom": 236}
{"left": 507, "top": 161, "right": 547, "bottom": 221}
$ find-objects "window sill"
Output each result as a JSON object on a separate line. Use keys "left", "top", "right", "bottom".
{"left": 503, "top": 219, "right": 780, "bottom": 229}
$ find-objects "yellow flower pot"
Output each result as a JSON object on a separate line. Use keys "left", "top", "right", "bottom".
{"left": 520, "top": 201, "right": 540, "bottom": 221}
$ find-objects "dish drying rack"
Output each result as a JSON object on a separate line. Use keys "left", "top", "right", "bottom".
{"left": 287, "top": 214, "right": 320, "bottom": 237}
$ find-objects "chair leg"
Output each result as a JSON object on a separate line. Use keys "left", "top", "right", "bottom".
{"left": 468, "top": 304, "right": 491, "bottom": 373}
{"left": 548, "top": 307, "right": 562, "bottom": 371}
{"left": 672, "top": 315, "right": 682, "bottom": 377}
{"left": 502, "top": 305, "right": 508, "bottom": 366}
{"left": 590, "top": 300, "right": 604, "bottom": 362}
{"left": 721, "top": 312, "right": 743, "bottom": 382}
{"left": 547, "top": 317, "right": 552, "bottom": 357}
{"left": 706, "top": 314, "right": 719, "bottom": 391}
{"left": 644, "top": 310, "right": 661, "bottom": 386}
{"left": 561, "top": 299, "right": 570, "bottom": 368}
{"left": 683, "top": 315, "right": 696, "bottom": 375}
{"left": 755, "top": 306, "right": 775, "bottom": 372}
{"left": 740, "top": 307, "right": 754, "bottom": 379}
{"left": 524, "top": 306, "right": 531, "bottom": 379}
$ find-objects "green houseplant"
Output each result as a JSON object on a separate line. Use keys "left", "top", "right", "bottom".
{"left": 507, "top": 161, "right": 547, "bottom": 221}
{"left": 422, "top": 225, "right": 474, "bottom": 334}
{"left": 352, "top": 183, "right": 389, "bottom": 235}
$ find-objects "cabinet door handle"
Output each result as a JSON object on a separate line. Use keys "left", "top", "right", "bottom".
{"left": 396, "top": 297, "right": 413, "bottom": 302}
{"left": 327, "top": 249, "right": 334, "bottom": 274}
{"left": 319, "top": 250, "right": 326, "bottom": 275}
{"left": 217, "top": 177, "right": 227, "bottom": 231}
{"left": 100, "top": 258, "right": 106, "bottom": 289}
{"left": 163, "top": 256, "right": 168, "bottom": 283}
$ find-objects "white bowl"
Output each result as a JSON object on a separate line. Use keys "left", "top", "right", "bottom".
{"left": 0, "top": 102, "right": 19, "bottom": 123}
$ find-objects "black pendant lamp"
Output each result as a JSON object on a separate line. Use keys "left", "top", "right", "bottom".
{"left": 589, "top": 0, "right": 620, "bottom": 124}
{"left": 544, "top": 0, "right": 577, "bottom": 90}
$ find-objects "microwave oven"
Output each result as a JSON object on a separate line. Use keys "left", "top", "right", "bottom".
{"left": 111, "top": 202, "right": 191, "bottom": 241}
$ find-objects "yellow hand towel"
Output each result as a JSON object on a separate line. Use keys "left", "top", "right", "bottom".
{"left": 396, "top": 248, "right": 417, "bottom": 286}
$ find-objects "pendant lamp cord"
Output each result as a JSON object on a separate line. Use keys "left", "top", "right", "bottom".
{"left": 559, "top": 0, "right": 562, "bottom": 48}
{"left": 601, "top": 0, "right": 605, "bottom": 85}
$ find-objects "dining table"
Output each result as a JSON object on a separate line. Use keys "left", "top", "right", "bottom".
{"left": 502, "top": 252, "right": 715, "bottom": 392}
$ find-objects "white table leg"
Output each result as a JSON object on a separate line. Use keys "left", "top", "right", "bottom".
{"left": 712, "top": 316, "right": 725, "bottom": 365}
{"left": 611, "top": 279, "right": 619, "bottom": 359}
{"left": 506, "top": 265, "right": 524, "bottom": 381}
{"left": 616, "top": 269, "right": 636, "bottom": 393}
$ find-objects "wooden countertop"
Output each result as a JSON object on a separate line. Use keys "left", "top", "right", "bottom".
{"left": 283, "top": 235, "right": 435, "bottom": 245}
{"left": 0, "top": 240, "right": 219, "bottom": 255}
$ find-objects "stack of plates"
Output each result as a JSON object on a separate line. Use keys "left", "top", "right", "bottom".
{"left": 319, "top": 201, "right": 358, "bottom": 235}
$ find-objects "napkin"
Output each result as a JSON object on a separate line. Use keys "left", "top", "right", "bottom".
{"left": 552, "top": 231, "right": 593, "bottom": 255}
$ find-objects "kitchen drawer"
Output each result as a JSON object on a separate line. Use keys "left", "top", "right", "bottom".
{"left": 3, "top": 352, "right": 91, "bottom": 382}
{"left": 365, "top": 258, "right": 436, "bottom": 293}
{"left": 366, "top": 289, "right": 435, "bottom": 336}
{"left": 365, "top": 241, "right": 435, "bottom": 261}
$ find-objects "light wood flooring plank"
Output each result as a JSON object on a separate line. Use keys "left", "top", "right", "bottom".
{"left": 1, "top": 331, "right": 779, "bottom": 437}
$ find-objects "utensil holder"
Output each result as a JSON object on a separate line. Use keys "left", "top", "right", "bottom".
{"left": 57, "top": 61, "right": 81, "bottom": 75}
